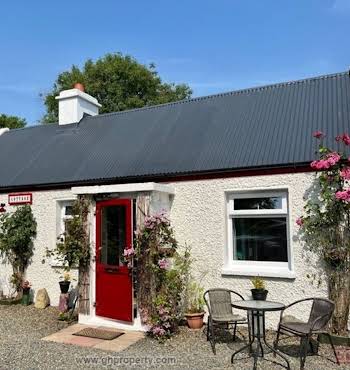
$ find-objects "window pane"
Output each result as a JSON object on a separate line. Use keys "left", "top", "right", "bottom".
{"left": 65, "top": 205, "right": 74, "bottom": 216}
{"left": 100, "top": 206, "right": 126, "bottom": 266}
{"left": 234, "top": 197, "right": 282, "bottom": 210}
{"left": 233, "top": 217, "right": 288, "bottom": 262}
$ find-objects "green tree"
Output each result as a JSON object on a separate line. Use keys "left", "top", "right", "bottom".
{"left": 0, "top": 114, "right": 26, "bottom": 129}
{"left": 42, "top": 53, "right": 192, "bottom": 123}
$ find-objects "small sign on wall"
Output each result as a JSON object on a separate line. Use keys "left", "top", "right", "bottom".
{"left": 8, "top": 193, "right": 32, "bottom": 205}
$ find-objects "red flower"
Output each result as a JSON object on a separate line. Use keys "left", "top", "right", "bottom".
{"left": 340, "top": 167, "right": 350, "bottom": 180}
{"left": 313, "top": 131, "right": 325, "bottom": 139}
{"left": 336, "top": 133, "right": 350, "bottom": 145}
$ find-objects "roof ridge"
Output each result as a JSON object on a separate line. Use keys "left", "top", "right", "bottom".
{"left": 85, "top": 70, "right": 349, "bottom": 120}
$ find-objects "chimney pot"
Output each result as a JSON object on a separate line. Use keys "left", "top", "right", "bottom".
{"left": 74, "top": 83, "right": 85, "bottom": 92}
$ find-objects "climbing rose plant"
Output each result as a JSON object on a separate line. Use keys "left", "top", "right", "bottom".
{"left": 298, "top": 131, "right": 350, "bottom": 335}
{"left": 0, "top": 205, "right": 37, "bottom": 294}
{"left": 133, "top": 211, "right": 191, "bottom": 341}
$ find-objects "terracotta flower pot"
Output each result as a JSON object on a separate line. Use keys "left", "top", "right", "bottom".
{"left": 185, "top": 312, "right": 205, "bottom": 329}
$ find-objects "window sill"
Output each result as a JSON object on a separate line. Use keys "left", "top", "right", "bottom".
{"left": 221, "top": 266, "right": 296, "bottom": 279}
{"left": 49, "top": 257, "right": 77, "bottom": 269}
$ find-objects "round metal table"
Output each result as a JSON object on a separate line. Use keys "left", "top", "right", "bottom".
{"left": 231, "top": 300, "right": 290, "bottom": 370}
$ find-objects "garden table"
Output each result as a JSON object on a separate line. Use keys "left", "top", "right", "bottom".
{"left": 231, "top": 300, "right": 290, "bottom": 370}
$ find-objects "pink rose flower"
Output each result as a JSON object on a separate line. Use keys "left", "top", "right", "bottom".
{"left": 340, "top": 167, "right": 350, "bottom": 180}
{"left": 326, "top": 152, "right": 341, "bottom": 166}
{"left": 343, "top": 134, "right": 350, "bottom": 145}
{"left": 311, "top": 153, "right": 341, "bottom": 170}
{"left": 313, "top": 130, "right": 325, "bottom": 139}
{"left": 336, "top": 133, "right": 350, "bottom": 145}
{"left": 335, "top": 189, "right": 350, "bottom": 201}
{"left": 123, "top": 247, "right": 135, "bottom": 257}
{"left": 296, "top": 217, "right": 303, "bottom": 226}
{"left": 158, "top": 258, "right": 170, "bottom": 270}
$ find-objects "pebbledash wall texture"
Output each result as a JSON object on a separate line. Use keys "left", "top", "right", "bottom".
{"left": 0, "top": 171, "right": 326, "bottom": 327}
{"left": 0, "top": 189, "right": 79, "bottom": 306}
{"left": 169, "top": 171, "right": 325, "bottom": 326}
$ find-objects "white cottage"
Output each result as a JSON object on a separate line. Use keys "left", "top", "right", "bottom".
{"left": 0, "top": 71, "right": 349, "bottom": 330}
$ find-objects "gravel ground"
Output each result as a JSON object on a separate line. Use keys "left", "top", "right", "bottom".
{"left": 0, "top": 304, "right": 346, "bottom": 370}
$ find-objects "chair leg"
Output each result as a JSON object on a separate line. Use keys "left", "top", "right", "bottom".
{"left": 274, "top": 325, "right": 281, "bottom": 349}
{"left": 233, "top": 322, "right": 237, "bottom": 341}
{"left": 308, "top": 336, "right": 316, "bottom": 355}
{"left": 300, "top": 337, "right": 308, "bottom": 370}
{"left": 273, "top": 325, "right": 281, "bottom": 357}
{"left": 206, "top": 317, "right": 210, "bottom": 341}
{"left": 325, "top": 333, "right": 340, "bottom": 365}
{"left": 210, "top": 321, "right": 216, "bottom": 355}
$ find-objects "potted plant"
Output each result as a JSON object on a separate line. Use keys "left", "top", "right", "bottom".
{"left": 21, "top": 280, "right": 31, "bottom": 305}
{"left": 59, "top": 272, "right": 71, "bottom": 294}
{"left": 185, "top": 281, "right": 205, "bottom": 329}
{"left": 251, "top": 277, "right": 268, "bottom": 300}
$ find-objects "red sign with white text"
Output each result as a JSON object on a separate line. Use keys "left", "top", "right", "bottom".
{"left": 8, "top": 193, "right": 32, "bottom": 205}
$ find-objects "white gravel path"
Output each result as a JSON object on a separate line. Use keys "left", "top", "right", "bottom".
{"left": 0, "top": 305, "right": 345, "bottom": 370}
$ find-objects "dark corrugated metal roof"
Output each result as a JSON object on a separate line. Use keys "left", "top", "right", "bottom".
{"left": 0, "top": 71, "right": 349, "bottom": 189}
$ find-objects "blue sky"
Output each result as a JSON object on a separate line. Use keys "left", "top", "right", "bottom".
{"left": 0, "top": 0, "right": 349, "bottom": 125}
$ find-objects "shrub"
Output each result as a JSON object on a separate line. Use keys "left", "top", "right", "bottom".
{"left": 0, "top": 205, "right": 37, "bottom": 293}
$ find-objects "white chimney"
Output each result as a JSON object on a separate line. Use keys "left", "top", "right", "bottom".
{"left": 55, "top": 83, "right": 102, "bottom": 125}
{"left": 0, "top": 128, "right": 9, "bottom": 136}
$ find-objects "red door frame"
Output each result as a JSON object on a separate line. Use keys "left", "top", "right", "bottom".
{"left": 95, "top": 198, "right": 133, "bottom": 322}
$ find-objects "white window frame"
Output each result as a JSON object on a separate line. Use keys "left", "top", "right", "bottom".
{"left": 59, "top": 202, "right": 74, "bottom": 237}
{"left": 223, "top": 189, "right": 295, "bottom": 279}
{"left": 50, "top": 199, "right": 75, "bottom": 267}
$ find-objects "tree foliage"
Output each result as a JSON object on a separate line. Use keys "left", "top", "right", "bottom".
{"left": 0, "top": 114, "right": 26, "bottom": 129}
{"left": 0, "top": 205, "right": 37, "bottom": 293}
{"left": 42, "top": 53, "right": 192, "bottom": 123}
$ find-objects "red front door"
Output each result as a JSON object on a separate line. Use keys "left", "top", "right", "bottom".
{"left": 95, "top": 199, "right": 133, "bottom": 322}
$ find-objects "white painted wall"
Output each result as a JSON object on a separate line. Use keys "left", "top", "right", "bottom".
{"left": 169, "top": 172, "right": 326, "bottom": 327}
{"left": 0, "top": 190, "right": 78, "bottom": 305}
{"left": 0, "top": 173, "right": 330, "bottom": 328}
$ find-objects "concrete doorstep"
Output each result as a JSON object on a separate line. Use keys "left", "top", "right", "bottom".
{"left": 42, "top": 323, "right": 145, "bottom": 352}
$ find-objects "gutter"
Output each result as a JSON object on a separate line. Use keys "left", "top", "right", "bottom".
{"left": 0, "top": 162, "right": 313, "bottom": 194}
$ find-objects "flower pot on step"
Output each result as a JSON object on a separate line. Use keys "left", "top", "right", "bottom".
{"left": 185, "top": 312, "right": 205, "bottom": 329}
{"left": 59, "top": 281, "right": 70, "bottom": 294}
{"left": 21, "top": 292, "right": 30, "bottom": 305}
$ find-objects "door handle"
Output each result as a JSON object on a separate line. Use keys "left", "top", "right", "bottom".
{"left": 105, "top": 267, "right": 119, "bottom": 273}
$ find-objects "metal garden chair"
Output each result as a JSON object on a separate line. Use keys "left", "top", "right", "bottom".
{"left": 204, "top": 288, "right": 249, "bottom": 355}
{"left": 273, "top": 297, "right": 339, "bottom": 369}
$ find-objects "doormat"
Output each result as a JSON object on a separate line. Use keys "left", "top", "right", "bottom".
{"left": 73, "top": 327, "right": 124, "bottom": 340}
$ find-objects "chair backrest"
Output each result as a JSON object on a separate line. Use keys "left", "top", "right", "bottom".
{"left": 308, "top": 298, "right": 334, "bottom": 331}
{"left": 204, "top": 288, "right": 244, "bottom": 317}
